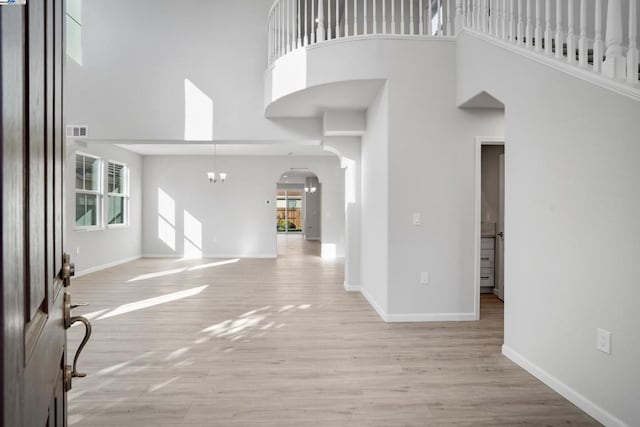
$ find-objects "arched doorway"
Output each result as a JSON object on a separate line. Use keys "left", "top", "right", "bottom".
{"left": 276, "top": 170, "right": 321, "bottom": 256}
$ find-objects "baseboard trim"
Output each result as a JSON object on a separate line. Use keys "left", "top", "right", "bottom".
{"left": 141, "top": 253, "right": 277, "bottom": 259}
{"left": 359, "top": 287, "right": 388, "bottom": 322}
{"left": 343, "top": 281, "right": 361, "bottom": 292}
{"left": 502, "top": 345, "right": 628, "bottom": 427}
{"left": 386, "top": 312, "right": 477, "bottom": 322}
{"left": 75, "top": 255, "right": 141, "bottom": 277}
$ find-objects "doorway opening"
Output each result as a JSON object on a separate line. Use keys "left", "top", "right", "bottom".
{"left": 276, "top": 170, "right": 321, "bottom": 257}
{"left": 475, "top": 138, "right": 505, "bottom": 321}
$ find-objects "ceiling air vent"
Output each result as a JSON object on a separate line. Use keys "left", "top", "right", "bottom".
{"left": 66, "top": 125, "right": 88, "bottom": 138}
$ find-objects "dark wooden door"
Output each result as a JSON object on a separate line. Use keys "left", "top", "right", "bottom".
{"left": 2, "top": 0, "right": 68, "bottom": 425}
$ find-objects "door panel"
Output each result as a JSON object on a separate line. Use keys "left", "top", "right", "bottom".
{"left": 497, "top": 153, "right": 505, "bottom": 301}
{"left": 2, "top": 0, "right": 68, "bottom": 425}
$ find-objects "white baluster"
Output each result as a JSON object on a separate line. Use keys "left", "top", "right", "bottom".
{"left": 517, "top": 0, "right": 523, "bottom": 44}
{"left": 493, "top": 0, "right": 500, "bottom": 37}
{"left": 328, "top": 0, "right": 332, "bottom": 38}
{"left": 578, "top": 0, "right": 587, "bottom": 66}
{"left": 373, "top": 0, "right": 378, "bottom": 33}
{"left": 280, "top": 3, "right": 285, "bottom": 54}
{"left": 485, "top": 0, "right": 495, "bottom": 35}
{"left": 555, "top": 0, "right": 562, "bottom": 58}
{"left": 419, "top": 0, "right": 424, "bottom": 34}
{"left": 354, "top": 0, "right": 358, "bottom": 35}
{"left": 336, "top": 0, "right": 340, "bottom": 37}
{"left": 525, "top": 0, "right": 532, "bottom": 48}
{"left": 455, "top": 0, "right": 463, "bottom": 34}
{"left": 567, "top": 0, "right": 576, "bottom": 64}
{"left": 502, "top": 0, "right": 508, "bottom": 39}
{"left": 438, "top": 0, "right": 443, "bottom": 35}
{"left": 592, "top": 0, "right": 603, "bottom": 71}
{"left": 288, "top": 0, "right": 292, "bottom": 52}
{"left": 364, "top": 0, "right": 368, "bottom": 33}
{"left": 447, "top": 0, "right": 453, "bottom": 35}
{"left": 534, "top": 0, "right": 541, "bottom": 51}
{"left": 391, "top": 0, "right": 396, "bottom": 33}
{"left": 297, "top": 0, "right": 301, "bottom": 47}
{"left": 627, "top": 0, "right": 638, "bottom": 83}
{"left": 345, "top": 0, "right": 350, "bottom": 35}
{"left": 428, "top": 0, "right": 432, "bottom": 34}
{"left": 383, "top": 0, "right": 388, "bottom": 33}
{"left": 544, "top": 0, "right": 551, "bottom": 54}
{"left": 401, "top": 0, "right": 405, "bottom": 34}
{"left": 317, "top": 0, "right": 325, "bottom": 41}
{"left": 509, "top": 0, "right": 515, "bottom": 41}
{"left": 410, "top": 0, "right": 415, "bottom": 35}
{"left": 304, "top": 0, "right": 309, "bottom": 45}
{"left": 602, "top": 0, "right": 625, "bottom": 79}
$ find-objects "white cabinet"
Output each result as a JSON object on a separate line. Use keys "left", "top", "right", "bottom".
{"left": 480, "top": 237, "right": 495, "bottom": 289}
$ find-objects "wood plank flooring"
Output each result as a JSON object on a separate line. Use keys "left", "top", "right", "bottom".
{"left": 67, "top": 235, "right": 599, "bottom": 426}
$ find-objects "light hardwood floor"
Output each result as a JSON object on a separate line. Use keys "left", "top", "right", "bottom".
{"left": 67, "top": 235, "right": 599, "bottom": 426}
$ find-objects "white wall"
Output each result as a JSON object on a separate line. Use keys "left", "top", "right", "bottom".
{"left": 360, "top": 84, "right": 389, "bottom": 311}
{"left": 65, "top": 142, "right": 142, "bottom": 274}
{"left": 66, "top": 0, "right": 321, "bottom": 142}
{"left": 458, "top": 31, "right": 640, "bottom": 426}
{"left": 141, "top": 155, "right": 344, "bottom": 258}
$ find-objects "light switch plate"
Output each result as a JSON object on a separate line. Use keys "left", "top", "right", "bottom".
{"left": 596, "top": 328, "right": 611, "bottom": 354}
{"left": 413, "top": 213, "right": 421, "bottom": 226}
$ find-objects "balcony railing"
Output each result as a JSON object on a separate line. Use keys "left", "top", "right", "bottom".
{"left": 267, "top": 0, "right": 457, "bottom": 65}
{"left": 462, "top": 0, "right": 639, "bottom": 87}
{"left": 268, "top": 0, "right": 639, "bottom": 92}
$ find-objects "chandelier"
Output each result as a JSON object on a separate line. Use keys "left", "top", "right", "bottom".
{"left": 207, "top": 144, "right": 227, "bottom": 184}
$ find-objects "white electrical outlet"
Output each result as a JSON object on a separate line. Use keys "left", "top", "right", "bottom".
{"left": 596, "top": 328, "right": 611, "bottom": 354}
{"left": 413, "top": 213, "right": 421, "bottom": 226}
{"left": 420, "top": 272, "right": 429, "bottom": 285}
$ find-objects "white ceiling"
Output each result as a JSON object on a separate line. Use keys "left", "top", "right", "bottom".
{"left": 278, "top": 169, "right": 318, "bottom": 185}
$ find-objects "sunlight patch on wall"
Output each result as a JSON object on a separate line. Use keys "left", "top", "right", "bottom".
{"left": 271, "top": 48, "right": 307, "bottom": 101}
{"left": 158, "top": 188, "right": 176, "bottom": 251}
{"left": 183, "top": 210, "right": 203, "bottom": 258}
{"left": 343, "top": 157, "right": 356, "bottom": 206}
{"left": 184, "top": 79, "right": 213, "bottom": 141}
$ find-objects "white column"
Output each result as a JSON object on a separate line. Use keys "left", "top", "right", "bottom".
{"left": 566, "top": 0, "right": 576, "bottom": 64}
{"left": 578, "top": 0, "right": 588, "bottom": 66}
{"left": 627, "top": 0, "right": 638, "bottom": 83}
{"left": 555, "top": 0, "right": 563, "bottom": 58}
{"left": 317, "top": 0, "right": 325, "bottom": 41}
{"left": 602, "top": 0, "right": 626, "bottom": 78}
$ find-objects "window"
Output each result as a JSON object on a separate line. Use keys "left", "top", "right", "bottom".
{"left": 107, "top": 161, "right": 129, "bottom": 225}
{"left": 75, "top": 153, "right": 101, "bottom": 227}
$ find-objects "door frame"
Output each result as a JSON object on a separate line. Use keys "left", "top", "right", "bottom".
{"left": 473, "top": 136, "right": 505, "bottom": 320}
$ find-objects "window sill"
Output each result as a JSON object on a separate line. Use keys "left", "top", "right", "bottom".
{"left": 74, "top": 226, "right": 104, "bottom": 232}
{"left": 106, "top": 223, "right": 129, "bottom": 229}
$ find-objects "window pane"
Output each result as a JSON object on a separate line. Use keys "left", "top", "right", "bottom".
{"left": 276, "top": 199, "right": 286, "bottom": 208}
{"left": 108, "top": 195, "right": 125, "bottom": 225}
{"left": 85, "top": 156, "right": 100, "bottom": 191}
{"left": 75, "top": 155, "right": 84, "bottom": 189}
{"left": 76, "top": 193, "right": 97, "bottom": 226}
{"left": 108, "top": 162, "right": 125, "bottom": 194}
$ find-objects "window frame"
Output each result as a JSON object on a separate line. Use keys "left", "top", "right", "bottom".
{"left": 74, "top": 152, "right": 103, "bottom": 230}
{"left": 106, "top": 160, "right": 130, "bottom": 228}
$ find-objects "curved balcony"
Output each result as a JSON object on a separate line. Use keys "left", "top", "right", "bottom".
{"left": 267, "top": 0, "right": 457, "bottom": 66}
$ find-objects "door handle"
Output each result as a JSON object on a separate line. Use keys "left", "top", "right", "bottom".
{"left": 497, "top": 231, "right": 504, "bottom": 239}
{"left": 62, "top": 252, "right": 75, "bottom": 287}
{"left": 64, "top": 293, "right": 92, "bottom": 391}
